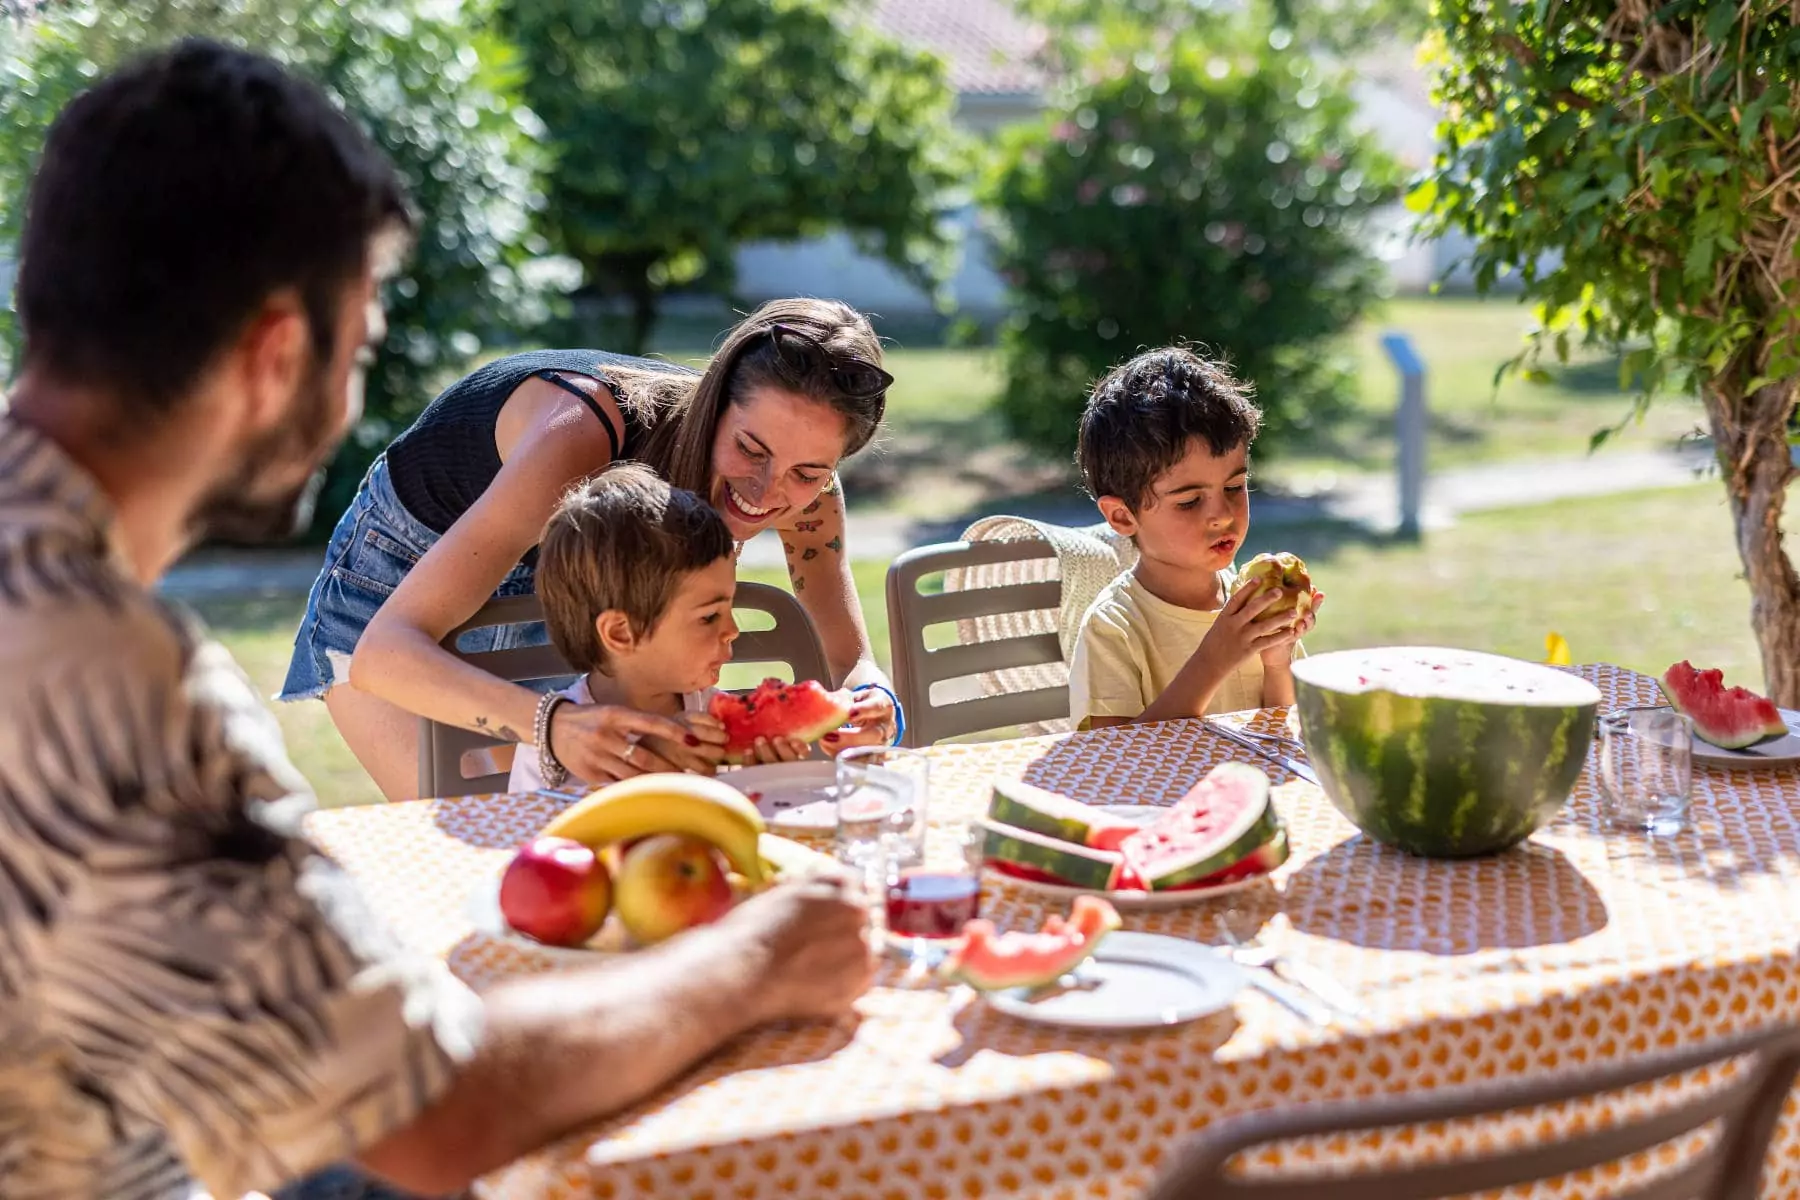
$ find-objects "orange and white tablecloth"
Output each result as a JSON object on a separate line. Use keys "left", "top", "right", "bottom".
{"left": 304, "top": 664, "right": 1800, "bottom": 1199}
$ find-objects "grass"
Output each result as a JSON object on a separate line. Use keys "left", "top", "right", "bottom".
{"left": 205, "top": 481, "right": 1783, "bottom": 810}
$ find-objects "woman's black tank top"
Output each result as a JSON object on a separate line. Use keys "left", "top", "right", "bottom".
{"left": 385, "top": 348, "right": 697, "bottom": 537}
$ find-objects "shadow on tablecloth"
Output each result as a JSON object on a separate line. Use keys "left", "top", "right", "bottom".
{"left": 1282, "top": 836, "right": 1608, "bottom": 955}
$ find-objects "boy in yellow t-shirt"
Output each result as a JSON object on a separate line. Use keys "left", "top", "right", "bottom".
{"left": 1068, "top": 348, "right": 1324, "bottom": 729}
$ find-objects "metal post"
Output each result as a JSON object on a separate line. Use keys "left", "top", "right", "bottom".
{"left": 1380, "top": 331, "right": 1426, "bottom": 541}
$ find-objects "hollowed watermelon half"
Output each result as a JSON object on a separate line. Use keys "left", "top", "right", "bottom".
{"left": 709, "top": 679, "right": 852, "bottom": 764}
{"left": 1659, "top": 660, "right": 1788, "bottom": 749}
{"left": 1293, "top": 646, "right": 1600, "bottom": 859}
{"left": 940, "top": 895, "right": 1122, "bottom": 991}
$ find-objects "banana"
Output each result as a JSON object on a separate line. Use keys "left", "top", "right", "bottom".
{"left": 543, "top": 773, "right": 767, "bottom": 884}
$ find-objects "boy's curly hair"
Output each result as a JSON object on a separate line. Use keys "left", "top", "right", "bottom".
{"left": 1077, "top": 346, "right": 1262, "bottom": 510}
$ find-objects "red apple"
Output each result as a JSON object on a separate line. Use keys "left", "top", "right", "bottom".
{"left": 499, "top": 836, "right": 613, "bottom": 947}
{"left": 613, "top": 835, "right": 735, "bottom": 946}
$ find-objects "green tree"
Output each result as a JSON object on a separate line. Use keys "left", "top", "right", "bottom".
{"left": 0, "top": 0, "right": 548, "bottom": 533}
{"left": 1417, "top": 1, "right": 1800, "bottom": 701}
{"left": 983, "top": 13, "right": 1398, "bottom": 461}
{"left": 497, "top": 0, "right": 967, "bottom": 353}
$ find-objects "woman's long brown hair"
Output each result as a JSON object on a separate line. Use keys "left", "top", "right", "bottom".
{"left": 602, "top": 297, "right": 887, "bottom": 496}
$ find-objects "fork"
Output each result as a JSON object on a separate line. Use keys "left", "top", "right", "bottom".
{"left": 1214, "top": 919, "right": 1369, "bottom": 1022}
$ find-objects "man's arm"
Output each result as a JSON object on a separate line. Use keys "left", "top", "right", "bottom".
{"left": 359, "top": 880, "right": 871, "bottom": 1193}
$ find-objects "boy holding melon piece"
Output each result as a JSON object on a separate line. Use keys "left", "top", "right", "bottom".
{"left": 511, "top": 463, "right": 817, "bottom": 792}
{"left": 1069, "top": 348, "right": 1324, "bottom": 729}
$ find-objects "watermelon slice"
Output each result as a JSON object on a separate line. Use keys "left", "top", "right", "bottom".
{"left": 987, "top": 779, "right": 1141, "bottom": 850}
{"left": 981, "top": 820, "right": 1124, "bottom": 890}
{"left": 1117, "top": 763, "right": 1279, "bottom": 891}
{"left": 709, "top": 678, "right": 853, "bottom": 764}
{"left": 940, "top": 895, "right": 1122, "bottom": 991}
{"left": 1659, "top": 660, "right": 1788, "bottom": 749}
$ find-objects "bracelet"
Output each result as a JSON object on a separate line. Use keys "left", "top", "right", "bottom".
{"left": 534, "top": 692, "right": 571, "bottom": 788}
{"left": 854, "top": 682, "right": 906, "bottom": 747}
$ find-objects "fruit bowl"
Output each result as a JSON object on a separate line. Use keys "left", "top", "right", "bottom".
{"left": 1292, "top": 646, "right": 1601, "bottom": 858}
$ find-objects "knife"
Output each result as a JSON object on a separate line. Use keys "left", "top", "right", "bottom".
{"left": 1202, "top": 717, "right": 1321, "bottom": 786}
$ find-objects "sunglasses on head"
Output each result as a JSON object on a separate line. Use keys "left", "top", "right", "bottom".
{"left": 767, "top": 323, "right": 894, "bottom": 399}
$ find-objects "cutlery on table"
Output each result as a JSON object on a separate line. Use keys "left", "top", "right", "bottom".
{"left": 1214, "top": 920, "right": 1368, "bottom": 1023}
{"left": 1201, "top": 717, "right": 1321, "bottom": 786}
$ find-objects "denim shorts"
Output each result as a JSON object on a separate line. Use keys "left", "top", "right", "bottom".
{"left": 278, "top": 454, "right": 548, "bottom": 702}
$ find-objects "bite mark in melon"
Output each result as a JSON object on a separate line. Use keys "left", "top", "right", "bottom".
{"left": 1659, "top": 660, "right": 1788, "bottom": 750}
{"left": 941, "top": 895, "right": 1122, "bottom": 991}
{"left": 709, "top": 678, "right": 852, "bottom": 765}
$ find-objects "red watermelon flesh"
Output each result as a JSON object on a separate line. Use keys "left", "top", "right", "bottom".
{"left": 1118, "top": 763, "right": 1279, "bottom": 891}
{"left": 1659, "top": 660, "right": 1788, "bottom": 750}
{"left": 709, "top": 678, "right": 853, "bottom": 764}
{"left": 940, "top": 895, "right": 1122, "bottom": 991}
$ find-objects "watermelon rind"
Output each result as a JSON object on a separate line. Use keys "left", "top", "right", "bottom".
{"left": 1293, "top": 647, "right": 1600, "bottom": 859}
{"left": 986, "top": 779, "right": 1140, "bottom": 850}
{"left": 1659, "top": 660, "right": 1788, "bottom": 749}
{"left": 980, "top": 820, "right": 1123, "bottom": 890}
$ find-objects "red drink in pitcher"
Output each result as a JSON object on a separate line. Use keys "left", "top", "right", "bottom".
{"left": 884, "top": 870, "right": 980, "bottom": 939}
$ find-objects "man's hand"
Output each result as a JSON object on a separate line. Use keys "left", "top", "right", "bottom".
{"left": 722, "top": 875, "right": 876, "bottom": 1025}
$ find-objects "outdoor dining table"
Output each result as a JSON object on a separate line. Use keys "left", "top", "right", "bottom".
{"left": 304, "top": 664, "right": 1800, "bottom": 1200}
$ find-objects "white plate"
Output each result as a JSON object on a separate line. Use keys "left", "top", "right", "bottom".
{"left": 983, "top": 931, "right": 1247, "bottom": 1030}
{"left": 987, "top": 805, "right": 1278, "bottom": 909}
{"left": 718, "top": 760, "right": 840, "bottom": 831}
{"left": 1690, "top": 708, "right": 1800, "bottom": 767}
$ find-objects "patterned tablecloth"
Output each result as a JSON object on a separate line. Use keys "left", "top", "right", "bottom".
{"left": 304, "top": 665, "right": 1800, "bottom": 1200}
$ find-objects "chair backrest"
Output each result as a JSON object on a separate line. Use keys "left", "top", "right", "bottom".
{"left": 1147, "top": 1023, "right": 1800, "bottom": 1200}
{"left": 886, "top": 539, "right": 1068, "bottom": 747}
{"left": 417, "top": 594, "right": 573, "bottom": 799}
{"left": 727, "top": 580, "right": 830, "bottom": 685}
{"left": 417, "top": 583, "right": 831, "bottom": 798}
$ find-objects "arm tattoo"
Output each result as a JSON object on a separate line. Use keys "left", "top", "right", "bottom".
{"left": 473, "top": 715, "right": 522, "bottom": 743}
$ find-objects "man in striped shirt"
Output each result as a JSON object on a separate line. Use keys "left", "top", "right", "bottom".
{"left": 0, "top": 40, "right": 874, "bottom": 1200}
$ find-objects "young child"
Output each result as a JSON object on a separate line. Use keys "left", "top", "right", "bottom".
{"left": 1067, "top": 347, "right": 1323, "bottom": 729}
{"left": 509, "top": 463, "right": 783, "bottom": 792}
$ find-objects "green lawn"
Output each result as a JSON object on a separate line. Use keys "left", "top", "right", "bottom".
{"left": 206, "top": 482, "right": 1780, "bottom": 810}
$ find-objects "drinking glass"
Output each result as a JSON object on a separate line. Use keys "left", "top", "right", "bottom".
{"left": 834, "top": 745, "right": 929, "bottom": 887}
{"left": 1598, "top": 707, "right": 1694, "bottom": 836}
{"left": 882, "top": 821, "right": 984, "bottom": 972}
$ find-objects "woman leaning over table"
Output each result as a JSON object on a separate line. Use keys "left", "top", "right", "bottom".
{"left": 278, "top": 297, "right": 900, "bottom": 800}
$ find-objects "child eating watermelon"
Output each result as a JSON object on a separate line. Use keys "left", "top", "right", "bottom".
{"left": 1068, "top": 347, "right": 1324, "bottom": 729}
{"left": 510, "top": 464, "right": 825, "bottom": 792}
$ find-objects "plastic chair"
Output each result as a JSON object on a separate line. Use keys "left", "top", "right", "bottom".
{"left": 416, "top": 594, "right": 572, "bottom": 799}
{"left": 1147, "top": 1023, "right": 1800, "bottom": 1200}
{"left": 416, "top": 583, "right": 831, "bottom": 798}
{"left": 886, "top": 539, "right": 1071, "bottom": 746}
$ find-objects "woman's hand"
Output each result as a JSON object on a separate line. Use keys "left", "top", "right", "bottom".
{"left": 634, "top": 710, "right": 730, "bottom": 776}
{"left": 820, "top": 687, "right": 897, "bottom": 755}
{"left": 547, "top": 703, "right": 716, "bottom": 783}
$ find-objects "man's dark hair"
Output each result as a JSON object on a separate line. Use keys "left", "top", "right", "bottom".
{"left": 14, "top": 38, "right": 411, "bottom": 414}
{"left": 1076, "top": 346, "right": 1263, "bottom": 510}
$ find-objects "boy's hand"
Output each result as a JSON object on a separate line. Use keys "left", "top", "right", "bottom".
{"left": 1196, "top": 580, "right": 1299, "bottom": 675}
{"left": 1260, "top": 589, "right": 1325, "bottom": 667}
{"left": 739, "top": 734, "right": 812, "bottom": 764}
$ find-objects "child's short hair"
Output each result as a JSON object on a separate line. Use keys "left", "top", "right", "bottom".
{"left": 1077, "top": 347, "right": 1262, "bottom": 510}
{"left": 538, "top": 462, "right": 735, "bottom": 673}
